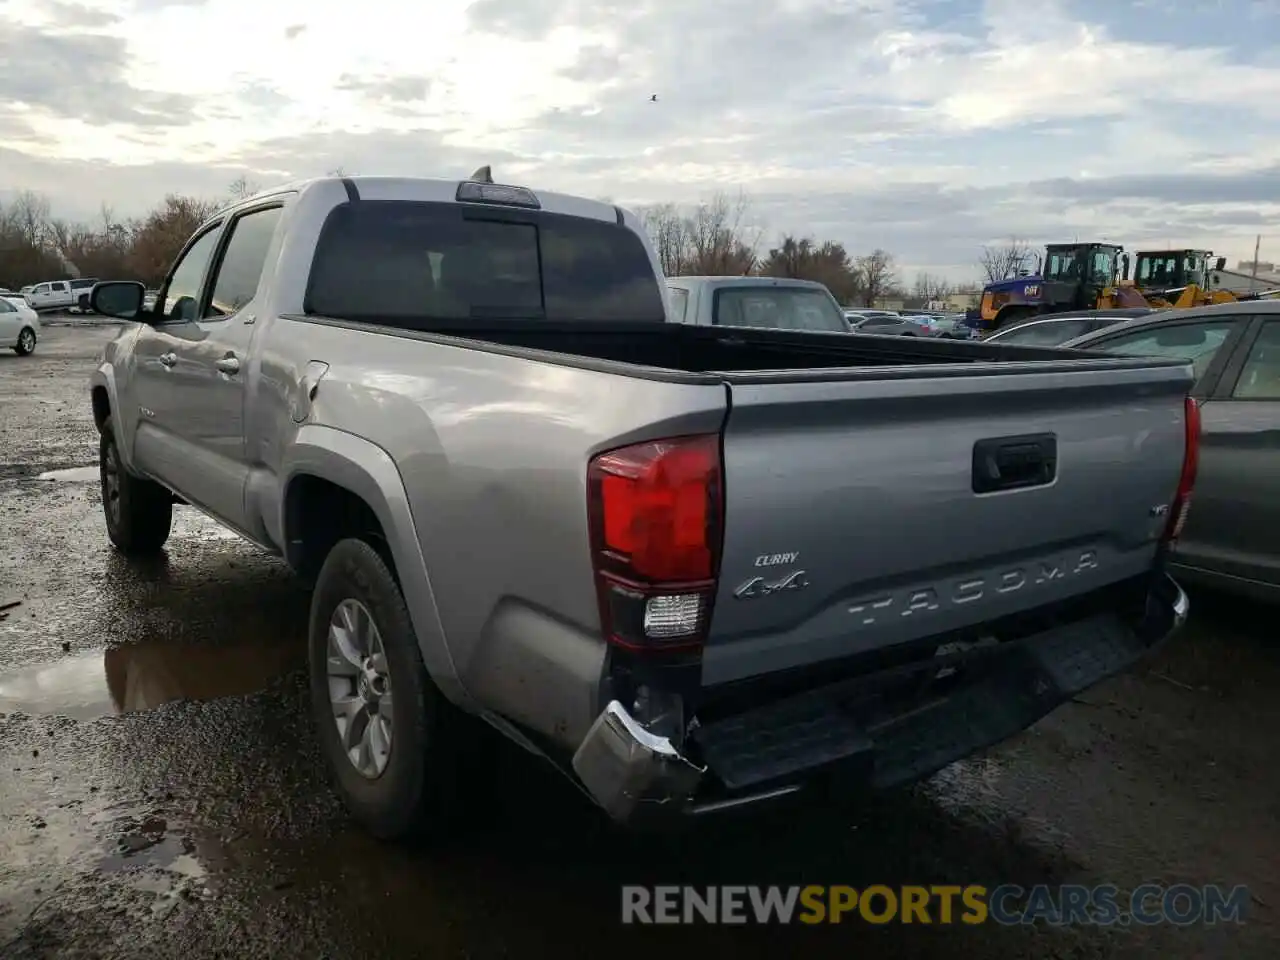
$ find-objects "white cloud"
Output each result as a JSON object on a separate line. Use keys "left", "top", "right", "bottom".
{"left": 0, "top": 0, "right": 1277, "bottom": 279}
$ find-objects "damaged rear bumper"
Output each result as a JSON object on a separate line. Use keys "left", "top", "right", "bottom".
{"left": 571, "top": 573, "right": 1189, "bottom": 825}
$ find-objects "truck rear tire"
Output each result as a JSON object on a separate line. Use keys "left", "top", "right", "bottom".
{"left": 99, "top": 417, "right": 173, "bottom": 555}
{"left": 308, "top": 537, "right": 479, "bottom": 841}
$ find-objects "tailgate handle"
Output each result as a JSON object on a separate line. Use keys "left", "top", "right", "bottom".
{"left": 972, "top": 433, "right": 1057, "bottom": 493}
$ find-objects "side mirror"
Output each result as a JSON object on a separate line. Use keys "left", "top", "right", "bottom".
{"left": 90, "top": 281, "right": 146, "bottom": 320}
{"left": 1215, "top": 257, "right": 1226, "bottom": 272}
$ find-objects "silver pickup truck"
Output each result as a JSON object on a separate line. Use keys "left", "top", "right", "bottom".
{"left": 88, "top": 173, "right": 1195, "bottom": 841}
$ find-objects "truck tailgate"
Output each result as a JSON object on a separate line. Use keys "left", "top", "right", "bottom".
{"left": 703, "top": 359, "right": 1192, "bottom": 686}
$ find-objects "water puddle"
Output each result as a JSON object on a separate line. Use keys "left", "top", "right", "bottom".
{"left": 0, "top": 638, "right": 303, "bottom": 720}
{"left": 92, "top": 806, "right": 220, "bottom": 913}
{"left": 36, "top": 465, "right": 98, "bottom": 482}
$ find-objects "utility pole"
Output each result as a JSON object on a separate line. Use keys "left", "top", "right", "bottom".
{"left": 1250, "top": 234, "right": 1261, "bottom": 294}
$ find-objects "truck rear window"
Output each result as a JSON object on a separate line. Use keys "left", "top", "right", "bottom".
{"left": 304, "top": 200, "right": 666, "bottom": 324}
{"left": 712, "top": 286, "right": 849, "bottom": 333}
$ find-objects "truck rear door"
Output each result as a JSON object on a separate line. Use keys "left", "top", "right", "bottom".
{"left": 702, "top": 359, "right": 1192, "bottom": 685}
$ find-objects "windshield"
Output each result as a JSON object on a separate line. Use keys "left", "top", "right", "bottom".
{"left": 305, "top": 200, "right": 667, "bottom": 323}
{"left": 990, "top": 319, "right": 1090, "bottom": 345}
{"left": 1090, "top": 249, "right": 1116, "bottom": 281}
{"left": 1136, "top": 255, "right": 1180, "bottom": 286}
{"left": 1043, "top": 251, "right": 1081, "bottom": 282}
{"left": 712, "top": 287, "right": 848, "bottom": 332}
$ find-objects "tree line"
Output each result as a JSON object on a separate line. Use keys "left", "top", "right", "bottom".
{"left": 0, "top": 176, "right": 265, "bottom": 291}
{"left": 636, "top": 192, "right": 977, "bottom": 307}
{"left": 1, "top": 180, "right": 1007, "bottom": 307}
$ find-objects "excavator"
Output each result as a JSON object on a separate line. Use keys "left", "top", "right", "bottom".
{"left": 977, "top": 243, "right": 1264, "bottom": 331}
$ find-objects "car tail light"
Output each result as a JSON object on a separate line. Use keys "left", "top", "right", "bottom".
{"left": 587, "top": 434, "right": 723, "bottom": 652}
{"left": 1163, "top": 396, "right": 1201, "bottom": 544}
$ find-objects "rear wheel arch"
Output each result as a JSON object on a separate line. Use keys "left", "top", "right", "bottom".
{"left": 284, "top": 473, "right": 393, "bottom": 583}
{"left": 280, "top": 430, "right": 470, "bottom": 709}
{"left": 91, "top": 385, "right": 111, "bottom": 431}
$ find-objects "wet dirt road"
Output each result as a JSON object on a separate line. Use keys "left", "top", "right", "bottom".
{"left": 2, "top": 325, "right": 1277, "bottom": 959}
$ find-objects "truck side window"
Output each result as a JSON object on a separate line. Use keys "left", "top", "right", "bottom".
{"left": 161, "top": 226, "right": 222, "bottom": 322}
{"left": 1231, "top": 321, "right": 1280, "bottom": 400}
{"left": 667, "top": 287, "right": 688, "bottom": 321}
{"left": 1088, "top": 320, "right": 1235, "bottom": 382}
{"left": 206, "top": 206, "right": 283, "bottom": 319}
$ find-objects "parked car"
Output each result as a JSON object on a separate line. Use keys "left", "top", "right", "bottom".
{"left": 0, "top": 295, "right": 40, "bottom": 355}
{"left": 846, "top": 311, "right": 929, "bottom": 336}
{"left": 933, "top": 315, "right": 979, "bottom": 340}
{"left": 665, "top": 276, "right": 850, "bottom": 332}
{"left": 1064, "top": 300, "right": 1280, "bottom": 602}
{"left": 986, "top": 308, "right": 1155, "bottom": 346}
{"left": 89, "top": 172, "right": 1192, "bottom": 841}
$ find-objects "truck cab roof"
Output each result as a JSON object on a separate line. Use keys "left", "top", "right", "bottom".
{"left": 210, "top": 175, "right": 627, "bottom": 231}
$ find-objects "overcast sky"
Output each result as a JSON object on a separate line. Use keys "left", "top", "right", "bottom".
{"left": 1, "top": 0, "right": 1277, "bottom": 281}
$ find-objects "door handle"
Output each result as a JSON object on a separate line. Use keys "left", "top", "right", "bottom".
{"left": 159, "top": 352, "right": 177, "bottom": 367}
{"left": 972, "top": 433, "right": 1057, "bottom": 493}
{"left": 215, "top": 355, "right": 240, "bottom": 375}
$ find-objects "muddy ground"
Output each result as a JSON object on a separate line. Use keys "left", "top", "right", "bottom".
{"left": 1, "top": 324, "right": 1277, "bottom": 959}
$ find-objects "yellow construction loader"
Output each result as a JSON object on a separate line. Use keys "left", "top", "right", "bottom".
{"left": 1102, "top": 249, "right": 1240, "bottom": 309}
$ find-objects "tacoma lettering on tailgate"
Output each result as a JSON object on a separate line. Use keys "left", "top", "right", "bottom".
{"left": 847, "top": 549, "right": 1099, "bottom": 625}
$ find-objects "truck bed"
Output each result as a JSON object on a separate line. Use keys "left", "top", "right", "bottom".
{"left": 296, "top": 312, "right": 1190, "bottom": 685}
{"left": 299, "top": 315, "right": 1182, "bottom": 381}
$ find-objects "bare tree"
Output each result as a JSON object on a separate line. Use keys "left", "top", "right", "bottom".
{"left": 228, "top": 175, "right": 261, "bottom": 201}
{"left": 10, "top": 191, "right": 51, "bottom": 249}
{"left": 979, "top": 238, "right": 1035, "bottom": 284}
{"left": 912, "top": 271, "right": 953, "bottom": 303}
{"left": 328, "top": 166, "right": 350, "bottom": 177}
{"left": 856, "top": 249, "right": 897, "bottom": 307}
{"left": 685, "top": 191, "right": 760, "bottom": 275}
{"left": 638, "top": 192, "right": 763, "bottom": 277}
{"left": 130, "top": 194, "right": 221, "bottom": 285}
{"left": 639, "top": 203, "right": 690, "bottom": 276}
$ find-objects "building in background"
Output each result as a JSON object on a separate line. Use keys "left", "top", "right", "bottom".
{"left": 1212, "top": 263, "right": 1280, "bottom": 295}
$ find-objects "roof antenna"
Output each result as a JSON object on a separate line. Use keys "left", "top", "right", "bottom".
{"left": 470, "top": 165, "right": 493, "bottom": 184}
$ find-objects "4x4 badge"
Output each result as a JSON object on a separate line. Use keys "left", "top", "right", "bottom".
{"left": 733, "top": 570, "right": 810, "bottom": 600}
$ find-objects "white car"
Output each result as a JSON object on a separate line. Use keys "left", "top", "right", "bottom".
{"left": 0, "top": 295, "right": 40, "bottom": 355}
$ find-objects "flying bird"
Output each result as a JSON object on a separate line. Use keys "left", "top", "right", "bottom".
{"left": 650, "top": 94, "right": 658, "bottom": 102}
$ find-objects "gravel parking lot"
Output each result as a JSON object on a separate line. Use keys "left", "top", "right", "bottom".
{"left": 1, "top": 325, "right": 1277, "bottom": 959}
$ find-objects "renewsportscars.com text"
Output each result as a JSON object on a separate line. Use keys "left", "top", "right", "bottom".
{"left": 621, "top": 884, "right": 1250, "bottom": 926}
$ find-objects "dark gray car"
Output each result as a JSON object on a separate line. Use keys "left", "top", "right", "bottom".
{"left": 845, "top": 311, "right": 930, "bottom": 336}
{"left": 985, "top": 308, "right": 1155, "bottom": 346}
{"left": 1064, "top": 300, "right": 1280, "bottom": 602}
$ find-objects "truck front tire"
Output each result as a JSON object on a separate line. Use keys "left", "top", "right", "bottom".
{"left": 308, "top": 537, "right": 477, "bottom": 841}
{"left": 99, "top": 417, "right": 173, "bottom": 555}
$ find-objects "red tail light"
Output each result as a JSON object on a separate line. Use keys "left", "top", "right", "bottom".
{"left": 1163, "top": 396, "right": 1201, "bottom": 544}
{"left": 587, "top": 434, "right": 723, "bottom": 652}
